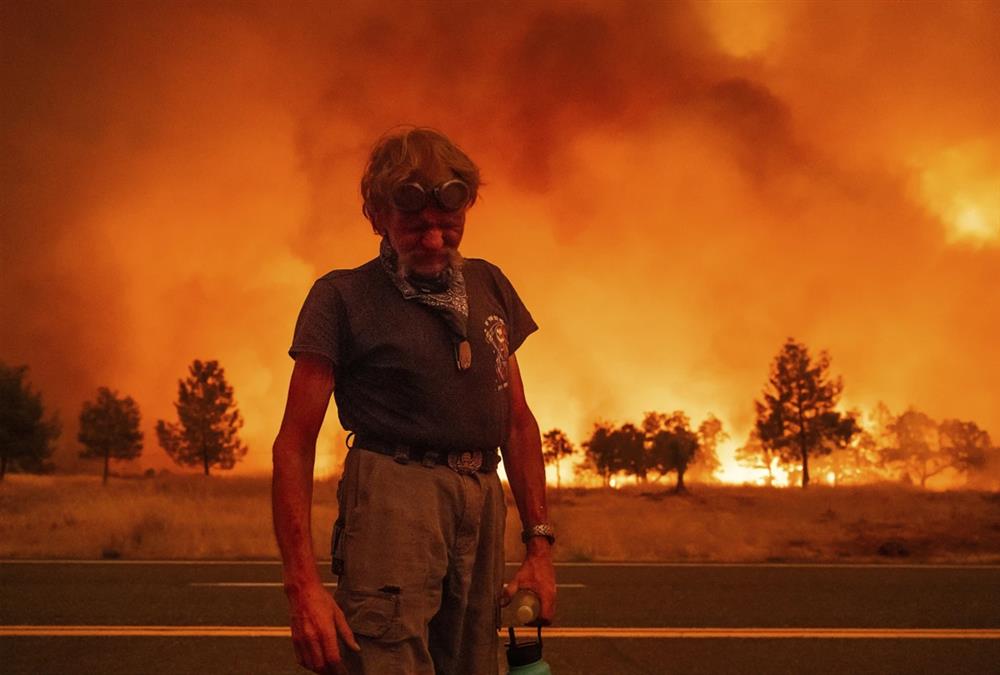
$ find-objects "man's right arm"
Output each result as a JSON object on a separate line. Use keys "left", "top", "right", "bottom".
{"left": 272, "top": 353, "right": 359, "bottom": 674}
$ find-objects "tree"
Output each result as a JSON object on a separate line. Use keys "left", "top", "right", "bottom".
{"left": 582, "top": 422, "right": 618, "bottom": 486}
{"left": 572, "top": 450, "right": 602, "bottom": 486}
{"left": 754, "top": 338, "right": 859, "bottom": 487}
{"left": 645, "top": 411, "right": 700, "bottom": 493}
{"left": 0, "top": 363, "right": 60, "bottom": 479}
{"left": 735, "top": 430, "right": 779, "bottom": 485}
{"left": 884, "top": 409, "right": 943, "bottom": 488}
{"left": 542, "top": 429, "right": 575, "bottom": 490}
{"left": 938, "top": 418, "right": 1000, "bottom": 490}
{"left": 856, "top": 401, "right": 900, "bottom": 482}
{"left": 884, "top": 412, "right": 994, "bottom": 488}
{"left": 156, "top": 359, "right": 248, "bottom": 475}
{"left": 614, "top": 423, "right": 648, "bottom": 483}
{"left": 939, "top": 419, "right": 992, "bottom": 477}
{"left": 689, "top": 414, "right": 726, "bottom": 483}
{"left": 78, "top": 387, "right": 144, "bottom": 484}
{"left": 582, "top": 421, "right": 646, "bottom": 486}
{"left": 812, "top": 408, "right": 886, "bottom": 485}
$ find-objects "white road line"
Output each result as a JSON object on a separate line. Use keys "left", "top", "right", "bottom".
{"left": 186, "top": 582, "right": 587, "bottom": 588}
{"left": 4, "top": 560, "right": 999, "bottom": 570}
{"left": 2, "top": 626, "right": 998, "bottom": 639}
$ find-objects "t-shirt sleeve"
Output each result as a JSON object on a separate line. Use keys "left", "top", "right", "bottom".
{"left": 288, "top": 278, "right": 347, "bottom": 368}
{"left": 486, "top": 263, "right": 538, "bottom": 354}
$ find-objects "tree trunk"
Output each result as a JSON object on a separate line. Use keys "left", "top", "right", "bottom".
{"left": 103, "top": 449, "right": 109, "bottom": 486}
{"left": 203, "top": 446, "right": 210, "bottom": 476}
{"left": 555, "top": 463, "right": 561, "bottom": 490}
{"left": 674, "top": 468, "right": 687, "bottom": 494}
{"left": 797, "top": 403, "right": 809, "bottom": 488}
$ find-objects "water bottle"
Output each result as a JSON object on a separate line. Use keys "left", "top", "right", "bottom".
{"left": 505, "top": 625, "right": 552, "bottom": 674}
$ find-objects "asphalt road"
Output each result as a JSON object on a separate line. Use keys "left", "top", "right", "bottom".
{"left": 2, "top": 561, "right": 999, "bottom": 674}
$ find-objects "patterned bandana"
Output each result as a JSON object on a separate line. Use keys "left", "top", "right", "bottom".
{"left": 379, "top": 237, "right": 469, "bottom": 341}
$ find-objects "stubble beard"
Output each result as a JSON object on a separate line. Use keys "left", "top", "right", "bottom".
{"left": 396, "top": 247, "right": 464, "bottom": 288}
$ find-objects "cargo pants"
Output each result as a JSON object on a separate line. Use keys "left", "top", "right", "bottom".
{"left": 332, "top": 447, "right": 507, "bottom": 674}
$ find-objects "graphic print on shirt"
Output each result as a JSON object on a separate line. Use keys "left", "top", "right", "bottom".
{"left": 483, "top": 314, "right": 509, "bottom": 391}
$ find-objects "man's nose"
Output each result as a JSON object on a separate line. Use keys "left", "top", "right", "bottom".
{"left": 420, "top": 226, "right": 445, "bottom": 251}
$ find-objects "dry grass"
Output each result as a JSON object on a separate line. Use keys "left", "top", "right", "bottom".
{"left": 2, "top": 475, "right": 998, "bottom": 563}
{"left": 0, "top": 474, "right": 335, "bottom": 560}
{"left": 543, "top": 484, "right": 1000, "bottom": 563}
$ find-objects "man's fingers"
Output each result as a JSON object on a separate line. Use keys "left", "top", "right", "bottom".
{"left": 540, "top": 596, "right": 556, "bottom": 624}
{"left": 291, "top": 636, "right": 309, "bottom": 671}
{"left": 318, "top": 627, "right": 346, "bottom": 675}
{"left": 299, "top": 627, "right": 327, "bottom": 673}
{"left": 333, "top": 605, "right": 361, "bottom": 652}
{"left": 500, "top": 580, "right": 518, "bottom": 606}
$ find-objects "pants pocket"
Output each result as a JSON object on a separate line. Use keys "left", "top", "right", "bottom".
{"left": 338, "top": 588, "right": 401, "bottom": 640}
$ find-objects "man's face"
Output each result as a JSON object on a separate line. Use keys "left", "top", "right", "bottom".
{"left": 379, "top": 167, "right": 467, "bottom": 280}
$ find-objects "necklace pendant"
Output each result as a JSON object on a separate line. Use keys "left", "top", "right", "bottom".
{"left": 455, "top": 340, "right": 472, "bottom": 371}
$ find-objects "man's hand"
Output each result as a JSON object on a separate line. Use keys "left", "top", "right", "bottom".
{"left": 501, "top": 540, "right": 556, "bottom": 625}
{"left": 287, "top": 582, "right": 360, "bottom": 675}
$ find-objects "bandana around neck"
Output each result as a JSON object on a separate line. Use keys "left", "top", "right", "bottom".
{"left": 378, "top": 237, "right": 470, "bottom": 344}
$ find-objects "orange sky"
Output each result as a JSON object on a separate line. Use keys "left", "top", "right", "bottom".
{"left": 2, "top": 1, "right": 998, "bottom": 478}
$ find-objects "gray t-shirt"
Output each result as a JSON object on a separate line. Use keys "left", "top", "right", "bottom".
{"left": 289, "top": 257, "right": 537, "bottom": 450}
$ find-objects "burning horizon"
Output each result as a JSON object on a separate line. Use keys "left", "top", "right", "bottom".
{"left": 2, "top": 1, "right": 998, "bottom": 482}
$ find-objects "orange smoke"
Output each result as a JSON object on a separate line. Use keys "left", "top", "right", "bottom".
{"left": 2, "top": 1, "right": 998, "bottom": 480}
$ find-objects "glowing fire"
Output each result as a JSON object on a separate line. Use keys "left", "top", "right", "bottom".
{"left": 917, "top": 141, "right": 1000, "bottom": 247}
{"left": 953, "top": 205, "right": 998, "bottom": 243}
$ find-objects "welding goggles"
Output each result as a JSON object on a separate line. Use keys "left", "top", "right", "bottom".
{"left": 391, "top": 179, "right": 471, "bottom": 213}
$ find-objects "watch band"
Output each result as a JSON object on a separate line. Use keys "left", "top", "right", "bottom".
{"left": 521, "top": 522, "right": 555, "bottom": 545}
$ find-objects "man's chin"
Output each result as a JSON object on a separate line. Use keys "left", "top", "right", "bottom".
{"left": 408, "top": 263, "right": 448, "bottom": 279}
{"left": 400, "top": 251, "right": 463, "bottom": 280}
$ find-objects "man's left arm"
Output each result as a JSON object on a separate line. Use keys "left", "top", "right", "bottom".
{"left": 500, "top": 353, "right": 556, "bottom": 624}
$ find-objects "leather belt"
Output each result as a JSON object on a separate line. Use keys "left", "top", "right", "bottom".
{"left": 349, "top": 433, "right": 501, "bottom": 475}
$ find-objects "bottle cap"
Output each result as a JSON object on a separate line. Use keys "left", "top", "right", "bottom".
{"left": 513, "top": 589, "right": 540, "bottom": 625}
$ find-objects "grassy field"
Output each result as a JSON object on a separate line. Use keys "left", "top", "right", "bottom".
{"left": 1, "top": 474, "right": 998, "bottom": 563}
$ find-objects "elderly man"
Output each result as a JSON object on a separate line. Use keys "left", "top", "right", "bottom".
{"left": 272, "top": 127, "right": 556, "bottom": 675}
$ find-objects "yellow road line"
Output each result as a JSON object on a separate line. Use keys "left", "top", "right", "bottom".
{"left": 4, "top": 560, "right": 999, "bottom": 570}
{"left": 2, "top": 626, "right": 998, "bottom": 639}
{"left": 185, "top": 582, "right": 586, "bottom": 588}
{"left": 1, "top": 626, "right": 290, "bottom": 637}
{"left": 539, "top": 627, "right": 1000, "bottom": 639}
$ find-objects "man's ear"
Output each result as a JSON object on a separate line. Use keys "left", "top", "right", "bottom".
{"left": 371, "top": 211, "right": 387, "bottom": 236}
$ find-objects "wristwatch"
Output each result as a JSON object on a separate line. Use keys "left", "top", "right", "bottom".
{"left": 521, "top": 523, "right": 556, "bottom": 545}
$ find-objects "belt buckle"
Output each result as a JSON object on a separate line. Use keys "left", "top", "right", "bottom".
{"left": 447, "top": 450, "right": 483, "bottom": 475}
